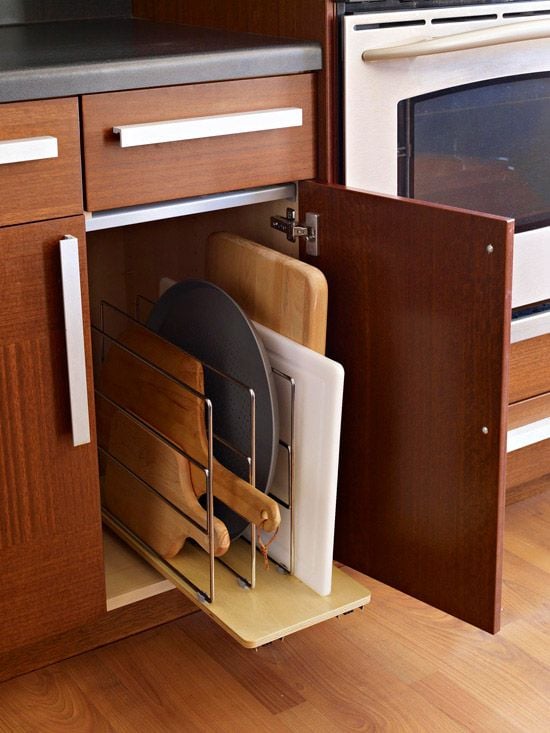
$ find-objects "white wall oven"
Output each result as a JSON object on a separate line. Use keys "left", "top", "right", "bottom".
{"left": 342, "top": 0, "right": 550, "bottom": 311}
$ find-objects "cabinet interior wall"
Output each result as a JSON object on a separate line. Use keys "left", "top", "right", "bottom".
{"left": 87, "top": 198, "right": 297, "bottom": 328}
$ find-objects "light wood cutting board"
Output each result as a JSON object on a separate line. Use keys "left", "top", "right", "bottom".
{"left": 206, "top": 232, "right": 328, "bottom": 354}
{"left": 98, "top": 325, "right": 280, "bottom": 560}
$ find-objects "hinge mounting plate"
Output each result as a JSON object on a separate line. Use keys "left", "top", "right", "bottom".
{"left": 270, "top": 208, "right": 319, "bottom": 256}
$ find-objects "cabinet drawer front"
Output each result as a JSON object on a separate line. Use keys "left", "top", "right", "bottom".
{"left": 0, "top": 98, "right": 83, "bottom": 226}
{"left": 506, "top": 438, "right": 550, "bottom": 504}
{"left": 508, "top": 392, "right": 550, "bottom": 429}
{"left": 82, "top": 75, "right": 316, "bottom": 211}
{"left": 509, "top": 333, "right": 550, "bottom": 404}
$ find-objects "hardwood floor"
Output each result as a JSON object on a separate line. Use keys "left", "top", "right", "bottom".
{"left": 0, "top": 491, "right": 548, "bottom": 732}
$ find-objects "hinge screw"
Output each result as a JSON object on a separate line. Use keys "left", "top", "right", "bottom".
{"left": 482, "top": 426, "right": 489, "bottom": 434}
{"left": 486, "top": 244, "right": 494, "bottom": 253}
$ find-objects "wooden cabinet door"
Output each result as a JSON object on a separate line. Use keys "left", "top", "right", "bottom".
{"left": 299, "top": 181, "right": 514, "bottom": 633}
{"left": 0, "top": 217, "right": 105, "bottom": 653}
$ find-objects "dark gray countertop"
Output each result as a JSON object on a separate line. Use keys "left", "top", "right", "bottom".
{"left": 0, "top": 18, "right": 322, "bottom": 103}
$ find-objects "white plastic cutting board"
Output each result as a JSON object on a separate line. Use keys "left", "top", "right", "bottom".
{"left": 253, "top": 322, "right": 344, "bottom": 596}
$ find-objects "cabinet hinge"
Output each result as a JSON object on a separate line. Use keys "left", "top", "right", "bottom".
{"left": 270, "top": 208, "right": 319, "bottom": 256}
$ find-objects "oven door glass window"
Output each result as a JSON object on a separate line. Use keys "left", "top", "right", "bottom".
{"left": 398, "top": 73, "right": 550, "bottom": 232}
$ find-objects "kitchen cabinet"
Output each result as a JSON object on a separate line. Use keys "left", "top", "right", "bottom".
{"left": 0, "top": 96, "right": 105, "bottom": 655}
{"left": 507, "top": 327, "right": 550, "bottom": 503}
{"left": 131, "top": 0, "right": 339, "bottom": 183}
{"left": 0, "top": 60, "right": 328, "bottom": 669}
{"left": 83, "top": 174, "right": 512, "bottom": 640}
{"left": 0, "top": 10, "right": 517, "bottom": 678}
{"left": 0, "top": 216, "right": 105, "bottom": 653}
{"left": 133, "top": 0, "right": 546, "bottom": 632}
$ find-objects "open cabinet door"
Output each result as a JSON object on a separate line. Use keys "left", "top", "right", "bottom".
{"left": 299, "top": 181, "right": 514, "bottom": 633}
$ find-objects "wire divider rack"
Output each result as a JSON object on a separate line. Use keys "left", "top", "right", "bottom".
{"left": 93, "top": 298, "right": 296, "bottom": 605}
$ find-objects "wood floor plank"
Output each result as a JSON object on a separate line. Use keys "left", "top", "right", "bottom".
{"left": 500, "top": 615, "right": 550, "bottom": 669}
{"left": 64, "top": 647, "right": 200, "bottom": 733}
{"left": 257, "top": 617, "right": 463, "bottom": 731}
{"left": 174, "top": 613, "right": 306, "bottom": 714}
{"left": 70, "top": 623, "right": 293, "bottom": 733}
{"left": 0, "top": 667, "right": 115, "bottom": 733}
{"left": 412, "top": 672, "right": 525, "bottom": 733}
{"left": 505, "top": 533, "right": 550, "bottom": 574}
{"left": 276, "top": 701, "right": 345, "bottom": 732}
{"left": 501, "top": 549, "right": 550, "bottom": 626}
{"left": 342, "top": 569, "right": 550, "bottom": 731}
{"left": 505, "top": 491, "right": 550, "bottom": 553}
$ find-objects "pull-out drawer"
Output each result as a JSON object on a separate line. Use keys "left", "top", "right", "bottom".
{"left": 507, "top": 310, "right": 550, "bottom": 503}
{"left": 0, "top": 98, "right": 83, "bottom": 226}
{"left": 509, "top": 325, "right": 550, "bottom": 404}
{"left": 81, "top": 75, "right": 316, "bottom": 212}
{"left": 506, "top": 436, "right": 550, "bottom": 504}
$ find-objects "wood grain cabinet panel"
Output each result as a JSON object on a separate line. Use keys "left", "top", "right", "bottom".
{"left": 507, "top": 439, "right": 550, "bottom": 504}
{"left": 300, "top": 181, "right": 513, "bottom": 634}
{"left": 81, "top": 75, "right": 316, "bottom": 211}
{"left": 0, "top": 98, "right": 83, "bottom": 227}
{"left": 508, "top": 392, "right": 550, "bottom": 429}
{"left": 132, "top": 0, "right": 337, "bottom": 182}
{"left": 509, "top": 334, "right": 550, "bottom": 403}
{"left": 0, "top": 217, "right": 105, "bottom": 654}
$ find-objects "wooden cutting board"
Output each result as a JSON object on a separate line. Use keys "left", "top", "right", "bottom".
{"left": 205, "top": 232, "right": 328, "bottom": 354}
{"left": 99, "top": 325, "right": 281, "bottom": 560}
{"left": 98, "top": 397, "right": 231, "bottom": 559}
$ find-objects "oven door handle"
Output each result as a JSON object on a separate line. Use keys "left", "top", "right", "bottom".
{"left": 362, "top": 18, "right": 550, "bottom": 61}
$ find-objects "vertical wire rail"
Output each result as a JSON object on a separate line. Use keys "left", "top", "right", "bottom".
{"left": 212, "top": 388, "right": 257, "bottom": 589}
{"left": 288, "top": 376, "right": 296, "bottom": 575}
{"left": 98, "top": 297, "right": 265, "bottom": 594}
{"left": 95, "top": 302, "right": 217, "bottom": 603}
{"left": 99, "top": 445, "right": 215, "bottom": 603}
{"left": 270, "top": 369, "right": 296, "bottom": 575}
{"left": 249, "top": 388, "right": 257, "bottom": 590}
{"left": 205, "top": 398, "right": 215, "bottom": 603}
{"left": 124, "top": 295, "right": 258, "bottom": 593}
{"left": 95, "top": 390, "right": 216, "bottom": 603}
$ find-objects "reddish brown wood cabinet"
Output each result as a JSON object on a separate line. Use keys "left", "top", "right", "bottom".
{"left": 0, "top": 217, "right": 105, "bottom": 652}
{"left": 82, "top": 56, "right": 515, "bottom": 633}
{"left": 0, "top": 98, "right": 83, "bottom": 227}
{"left": 0, "top": 16, "right": 520, "bottom": 673}
{"left": 131, "top": 0, "right": 535, "bottom": 635}
{"left": 0, "top": 98, "right": 105, "bottom": 654}
{"left": 507, "top": 335, "right": 550, "bottom": 503}
{"left": 299, "top": 182, "right": 513, "bottom": 633}
{"left": 81, "top": 75, "right": 316, "bottom": 211}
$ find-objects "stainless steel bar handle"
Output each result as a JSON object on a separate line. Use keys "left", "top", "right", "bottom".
{"left": 113, "top": 107, "right": 303, "bottom": 148}
{"left": 59, "top": 235, "right": 91, "bottom": 447}
{"left": 362, "top": 18, "right": 550, "bottom": 61}
{"left": 0, "top": 136, "right": 58, "bottom": 165}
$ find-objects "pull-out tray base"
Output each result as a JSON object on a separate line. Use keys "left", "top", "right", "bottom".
{"left": 104, "top": 513, "right": 371, "bottom": 648}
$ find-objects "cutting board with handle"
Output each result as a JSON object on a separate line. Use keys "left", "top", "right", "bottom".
{"left": 98, "top": 397, "right": 231, "bottom": 559}
{"left": 206, "top": 232, "right": 328, "bottom": 354}
{"left": 99, "top": 325, "right": 280, "bottom": 560}
{"left": 251, "top": 322, "right": 345, "bottom": 596}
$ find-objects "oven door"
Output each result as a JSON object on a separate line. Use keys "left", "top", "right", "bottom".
{"left": 343, "top": 1, "right": 550, "bottom": 308}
